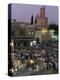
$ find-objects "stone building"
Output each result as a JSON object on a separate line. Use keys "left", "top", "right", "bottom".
{"left": 11, "top": 21, "right": 35, "bottom": 49}
{"left": 35, "top": 6, "right": 49, "bottom": 42}
{"left": 11, "top": 6, "right": 51, "bottom": 49}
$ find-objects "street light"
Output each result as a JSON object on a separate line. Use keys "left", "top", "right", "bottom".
{"left": 41, "top": 29, "right": 47, "bottom": 33}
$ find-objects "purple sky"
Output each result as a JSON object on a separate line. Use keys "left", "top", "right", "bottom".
{"left": 11, "top": 4, "right": 58, "bottom": 25}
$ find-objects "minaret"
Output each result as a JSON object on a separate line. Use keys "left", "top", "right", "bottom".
{"left": 40, "top": 6, "right": 45, "bottom": 18}
{"left": 35, "top": 6, "right": 49, "bottom": 43}
{"left": 37, "top": 6, "right": 48, "bottom": 29}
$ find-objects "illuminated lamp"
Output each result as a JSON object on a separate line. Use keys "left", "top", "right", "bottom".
{"left": 10, "top": 40, "right": 14, "bottom": 48}
{"left": 32, "top": 32, "right": 34, "bottom": 35}
{"left": 41, "top": 29, "right": 47, "bottom": 33}
{"left": 33, "top": 41, "right": 36, "bottom": 45}
{"left": 29, "top": 32, "right": 30, "bottom": 35}
{"left": 30, "top": 59, "right": 34, "bottom": 64}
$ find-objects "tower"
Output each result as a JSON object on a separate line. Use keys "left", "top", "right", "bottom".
{"left": 35, "top": 6, "right": 49, "bottom": 42}
{"left": 40, "top": 6, "right": 45, "bottom": 18}
{"left": 37, "top": 6, "right": 48, "bottom": 30}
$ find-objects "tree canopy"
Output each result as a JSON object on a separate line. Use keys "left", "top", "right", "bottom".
{"left": 48, "top": 24, "right": 58, "bottom": 35}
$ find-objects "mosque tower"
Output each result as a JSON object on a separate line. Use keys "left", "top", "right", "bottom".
{"left": 35, "top": 6, "right": 49, "bottom": 42}
{"left": 37, "top": 6, "right": 48, "bottom": 30}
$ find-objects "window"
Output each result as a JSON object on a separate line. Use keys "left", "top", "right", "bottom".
{"left": 28, "top": 31, "right": 34, "bottom": 35}
{"left": 11, "top": 31, "right": 14, "bottom": 36}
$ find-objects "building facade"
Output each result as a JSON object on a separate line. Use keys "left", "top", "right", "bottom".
{"left": 35, "top": 6, "right": 49, "bottom": 42}
{"left": 11, "top": 6, "right": 52, "bottom": 49}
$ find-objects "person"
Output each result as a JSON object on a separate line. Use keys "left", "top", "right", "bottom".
{"left": 52, "top": 62, "right": 56, "bottom": 70}
{"left": 45, "top": 50, "right": 49, "bottom": 70}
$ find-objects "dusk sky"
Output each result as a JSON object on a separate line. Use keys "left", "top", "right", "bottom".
{"left": 11, "top": 4, "right": 58, "bottom": 25}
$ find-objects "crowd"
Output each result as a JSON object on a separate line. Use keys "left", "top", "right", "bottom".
{"left": 9, "top": 41, "right": 58, "bottom": 75}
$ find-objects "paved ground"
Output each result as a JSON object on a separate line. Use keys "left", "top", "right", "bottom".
{"left": 13, "top": 67, "right": 58, "bottom": 76}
